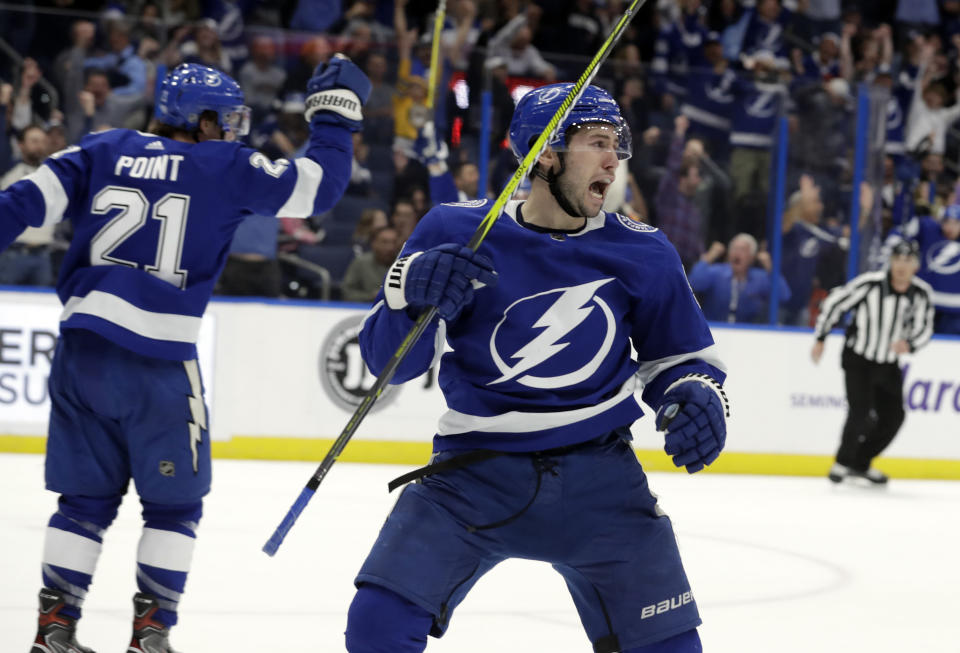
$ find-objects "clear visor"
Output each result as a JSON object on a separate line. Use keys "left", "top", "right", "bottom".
{"left": 220, "top": 105, "right": 251, "bottom": 137}
{"left": 554, "top": 122, "right": 632, "bottom": 160}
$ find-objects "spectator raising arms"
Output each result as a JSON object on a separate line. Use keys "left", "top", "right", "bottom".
{"left": 689, "top": 234, "right": 791, "bottom": 323}
{"left": 906, "top": 40, "right": 960, "bottom": 155}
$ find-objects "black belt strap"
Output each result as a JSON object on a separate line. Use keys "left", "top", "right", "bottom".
{"left": 387, "top": 449, "right": 504, "bottom": 492}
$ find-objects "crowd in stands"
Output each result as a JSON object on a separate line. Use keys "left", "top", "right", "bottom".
{"left": 2, "top": 0, "right": 960, "bottom": 333}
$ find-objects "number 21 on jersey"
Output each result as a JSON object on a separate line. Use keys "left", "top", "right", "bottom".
{"left": 89, "top": 185, "right": 191, "bottom": 289}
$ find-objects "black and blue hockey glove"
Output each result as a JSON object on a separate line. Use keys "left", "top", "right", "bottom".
{"left": 655, "top": 374, "right": 729, "bottom": 474}
{"left": 304, "top": 54, "right": 372, "bottom": 132}
{"left": 384, "top": 244, "right": 498, "bottom": 321}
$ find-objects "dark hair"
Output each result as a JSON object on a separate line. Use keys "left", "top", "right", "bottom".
{"left": 149, "top": 110, "right": 220, "bottom": 140}
{"left": 890, "top": 240, "right": 920, "bottom": 259}
{"left": 17, "top": 124, "right": 46, "bottom": 141}
{"left": 371, "top": 225, "right": 398, "bottom": 240}
{"left": 925, "top": 82, "right": 949, "bottom": 104}
{"left": 451, "top": 160, "right": 477, "bottom": 178}
{"left": 83, "top": 67, "right": 110, "bottom": 84}
{"left": 354, "top": 207, "right": 387, "bottom": 241}
{"left": 392, "top": 197, "right": 415, "bottom": 213}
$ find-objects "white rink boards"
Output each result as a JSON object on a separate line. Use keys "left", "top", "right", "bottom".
{"left": 3, "top": 290, "right": 960, "bottom": 479}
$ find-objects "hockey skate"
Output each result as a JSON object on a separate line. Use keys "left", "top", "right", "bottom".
{"left": 31, "top": 587, "right": 96, "bottom": 653}
{"left": 828, "top": 463, "right": 888, "bottom": 486}
{"left": 127, "top": 593, "right": 179, "bottom": 653}
{"left": 859, "top": 467, "right": 889, "bottom": 485}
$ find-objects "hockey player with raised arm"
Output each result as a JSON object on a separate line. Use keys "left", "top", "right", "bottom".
{"left": 0, "top": 58, "right": 369, "bottom": 653}
{"left": 346, "top": 84, "right": 729, "bottom": 653}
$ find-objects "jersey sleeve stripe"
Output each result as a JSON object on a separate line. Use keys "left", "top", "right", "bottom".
{"left": 436, "top": 375, "right": 639, "bottom": 436}
{"left": 61, "top": 291, "right": 203, "bottom": 343}
{"left": 276, "top": 157, "right": 324, "bottom": 218}
{"left": 634, "top": 344, "right": 725, "bottom": 389}
{"left": 24, "top": 164, "right": 69, "bottom": 228}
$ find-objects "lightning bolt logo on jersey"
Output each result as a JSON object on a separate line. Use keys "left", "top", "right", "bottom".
{"left": 888, "top": 217, "right": 960, "bottom": 314}
{"left": 490, "top": 279, "right": 616, "bottom": 388}
{"left": 927, "top": 241, "right": 960, "bottom": 276}
{"left": 359, "top": 200, "right": 725, "bottom": 453}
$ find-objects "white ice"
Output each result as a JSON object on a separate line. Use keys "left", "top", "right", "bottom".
{"left": 2, "top": 453, "right": 959, "bottom": 652}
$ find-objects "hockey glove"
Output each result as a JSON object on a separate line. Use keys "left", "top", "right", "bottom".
{"left": 655, "top": 374, "right": 729, "bottom": 474}
{"left": 413, "top": 121, "right": 450, "bottom": 170}
{"left": 304, "top": 54, "right": 372, "bottom": 131}
{"left": 384, "top": 244, "right": 498, "bottom": 321}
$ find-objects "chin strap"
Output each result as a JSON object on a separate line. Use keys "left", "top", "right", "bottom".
{"left": 534, "top": 152, "right": 587, "bottom": 218}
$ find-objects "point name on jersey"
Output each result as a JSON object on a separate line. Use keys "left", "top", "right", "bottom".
{"left": 114, "top": 154, "right": 185, "bottom": 182}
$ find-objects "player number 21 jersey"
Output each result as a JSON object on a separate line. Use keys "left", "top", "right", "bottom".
{"left": 0, "top": 127, "right": 352, "bottom": 360}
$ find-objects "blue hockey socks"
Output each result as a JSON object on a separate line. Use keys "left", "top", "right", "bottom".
{"left": 136, "top": 499, "right": 203, "bottom": 627}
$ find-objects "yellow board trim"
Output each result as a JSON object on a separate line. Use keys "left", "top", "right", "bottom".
{"left": 4, "top": 434, "right": 960, "bottom": 480}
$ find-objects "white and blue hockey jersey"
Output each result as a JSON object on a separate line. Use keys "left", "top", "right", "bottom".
{"left": 884, "top": 84, "right": 912, "bottom": 156}
{"left": 0, "top": 126, "right": 352, "bottom": 360}
{"left": 359, "top": 200, "right": 726, "bottom": 453}
{"left": 730, "top": 76, "right": 787, "bottom": 149}
{"left": 680, "top": 67, "right": 736, "bottom": 137}
{"left": 887, "top": 216, "right": 960, "bottom": 315}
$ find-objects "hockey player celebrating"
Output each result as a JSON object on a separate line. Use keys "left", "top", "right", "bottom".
{"left": 0, "top": 58, "right": 369, "bottom": 652}
{"left": 346, "top": 83, "right": 729, "bottom": 653}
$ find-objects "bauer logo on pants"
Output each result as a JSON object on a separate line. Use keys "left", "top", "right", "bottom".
{"left": 640, "top": 591, "right": 694, "bottom": 619}
{"left": 319, "top": 315, "right": 400, "bottom": 412}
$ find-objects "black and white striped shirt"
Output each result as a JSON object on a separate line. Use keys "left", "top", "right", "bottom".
{"left": 814, "top": 270, "right": 935, "bottom": 364}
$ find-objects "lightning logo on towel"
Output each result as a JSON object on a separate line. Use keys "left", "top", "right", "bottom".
{"left": 927, "top": 241, "right": 960, "bottom": 276}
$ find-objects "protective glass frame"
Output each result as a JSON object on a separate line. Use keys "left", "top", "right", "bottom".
{"left": 553, "top": 121, "right": 633, "bottom": 160}
{"left": 220, "top": 105, "right": 252, "bottom": 137}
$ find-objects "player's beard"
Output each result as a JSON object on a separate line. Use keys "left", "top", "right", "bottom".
{"left": 553, "top": 172, "right": 595, "bottom": 219}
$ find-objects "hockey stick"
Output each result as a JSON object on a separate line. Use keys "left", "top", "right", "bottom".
{"left": 262, "top": 0, "right": 647, "bottom": 557}
{"left": 426, "top": 0, "right": 447, "bottom": 110}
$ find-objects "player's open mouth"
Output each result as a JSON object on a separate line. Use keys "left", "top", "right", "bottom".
{"left": 589, "top": 180, "right": 610, "bottom": 200}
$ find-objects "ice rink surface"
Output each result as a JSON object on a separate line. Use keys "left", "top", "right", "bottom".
{"left": 2, "top": 452, "right": 959, "bottom": 652}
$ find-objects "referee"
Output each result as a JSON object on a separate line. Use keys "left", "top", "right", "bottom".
{"left": 811, "top": 240, "right": 935, "bottom": 485}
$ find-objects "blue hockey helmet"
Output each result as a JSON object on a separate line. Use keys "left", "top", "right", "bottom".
{"left": 154, "top": 63, "right": 251, "bottom": 137}
{"left": 508, "top": 83, "right": 632, "bottom": 162}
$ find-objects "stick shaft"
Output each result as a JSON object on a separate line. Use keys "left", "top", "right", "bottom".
{"left": 426, "top": 0, "right": 447, "bottom": 110}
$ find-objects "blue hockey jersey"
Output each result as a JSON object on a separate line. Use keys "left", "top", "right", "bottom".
{"left": 0, "top": 125, "right": 352, "bottom": 360}
{"left": 680, "top": 67, "right": 736, "bottom": 137}
{"left": 730, "top": 77, "right": 787, "bottom": 149}
{"left": 359, "top": 200, "right": 726, "bottom": 453}
{"left": 740, "top": 7, "right": 793, "bottom": 68}
{"left": 781, "top": 220, "right": 844, "bottom": 314}
{"left": 650, "top": 10, "right": 710, "bottom": 99}
{"left": 887, "top": 216, "right": 960, "bottom": 315}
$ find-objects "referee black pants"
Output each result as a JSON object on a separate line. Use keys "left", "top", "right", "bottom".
{"left": 836, "top": 349, "right": 905, "bottom": 472}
